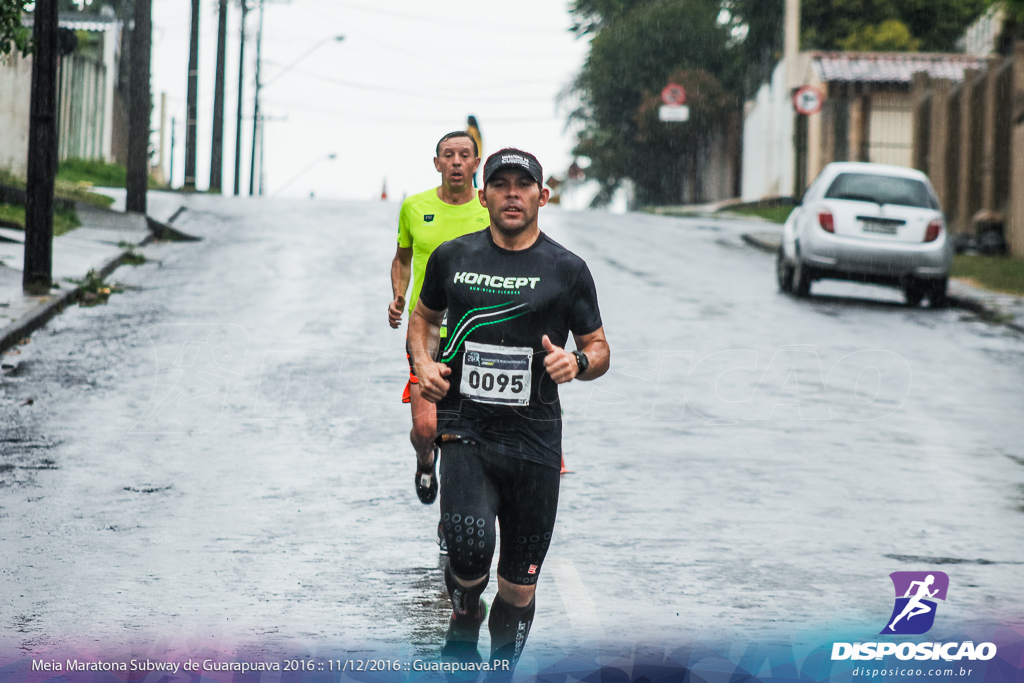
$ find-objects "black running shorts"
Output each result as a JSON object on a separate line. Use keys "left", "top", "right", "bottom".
{"left": 439, "top": 440, "right": 560, "bottom": 585}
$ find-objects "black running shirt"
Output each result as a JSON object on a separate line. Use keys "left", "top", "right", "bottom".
{"left": 418, "top": 228, "right": 603, "bottom": 469}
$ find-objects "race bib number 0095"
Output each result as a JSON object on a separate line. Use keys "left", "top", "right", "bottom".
{"left": 460, "top": 341, "right": 532, "bottom": 407}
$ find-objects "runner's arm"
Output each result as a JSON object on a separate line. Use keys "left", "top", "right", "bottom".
{"left": 388, "top": 246, "right": 413, "bottom": 328}
{"left": 542, "top": 327, "right": 610, "bottom": 384}
{"left": 409, "top": 301, "right": 450, "bottom": 403}
{"left": 573, "top": 327, "right": 610, "bottom": 381}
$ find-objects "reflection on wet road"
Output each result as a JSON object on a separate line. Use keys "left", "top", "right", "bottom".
{"left": 1, "top": 198, "right": 1022, "bottom": 662}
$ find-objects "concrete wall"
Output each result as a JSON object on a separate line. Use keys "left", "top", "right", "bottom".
{"left": 742, "top": 60, "right": 795, "bottom": 200}
{"left": 0, "top": 52, "right": 33, "bottom": 176}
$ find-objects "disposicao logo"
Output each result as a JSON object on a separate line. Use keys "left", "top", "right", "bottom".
{"left": 830, "top": 572, "right": 998, "bottom": 662}
{"left": 882, "top": 571, "right": 948, "bottom": 635}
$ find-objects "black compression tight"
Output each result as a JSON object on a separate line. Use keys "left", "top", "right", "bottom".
{"left": 439, "top": 440, "right": 560, "bottom": 585}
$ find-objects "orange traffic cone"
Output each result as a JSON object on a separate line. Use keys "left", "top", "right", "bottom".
{"left": 381, "top": 178, "right": 388, "bottom": 200}
{"left": 560, "top": 453, "right": 572, "bottom": 474}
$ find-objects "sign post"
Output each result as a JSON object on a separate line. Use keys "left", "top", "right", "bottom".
{"left": 659, "top": 82, "right": 689, "bottom": 122}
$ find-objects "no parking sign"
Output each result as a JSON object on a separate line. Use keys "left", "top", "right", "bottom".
{"left": 793, "top": 85, "right": 825, "bottom": 116}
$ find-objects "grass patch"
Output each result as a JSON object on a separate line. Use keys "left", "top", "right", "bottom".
{"left": 0, "top": 203, "right": 23, "bottom": 229}
{"left": 55, "top": 179, "right": 116, "bottom": 207}
{"left": 0, "top": 203, "right": 80, "bottom": 236}
{"left": 728, "top": 205, "right": 794, "bottom": 224}
{"left": 57, "top": 158, "right": 166, "bottom": 192}
{"left": 67, "top": 269, "right": 123, "bottom": 306}
{"left": 952, "top": 254, "right": 1024, "bottom": 296}
{"left": 58, "top": 158, "right": 127, "bottom": 187}
{"left": 1, "top": 167, "right": 115, "bottom": 208}
{"left": 117, "top": 241, "right": 146, "bottom": 265}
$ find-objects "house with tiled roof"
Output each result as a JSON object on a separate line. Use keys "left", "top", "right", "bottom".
{"left": 742, "top": 50, "right": 987, "bottom": 201}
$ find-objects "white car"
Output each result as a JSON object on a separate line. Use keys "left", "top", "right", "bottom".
{"left": 776, "top": 162, "right": 953, "bottom": 306}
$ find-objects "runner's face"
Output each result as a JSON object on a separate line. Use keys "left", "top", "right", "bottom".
{"left": 480, "top": 168, "right": 549, "bottom": 236}
{"left": 434, "top": 137, "right": 479, "bottom": 191}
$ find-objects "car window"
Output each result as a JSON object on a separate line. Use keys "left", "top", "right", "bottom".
{"left": 824, "top": 173, "right": 937, "bottom": 209}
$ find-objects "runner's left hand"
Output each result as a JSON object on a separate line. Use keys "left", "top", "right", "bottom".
{"left": 542, "top": 335, "right": 577, "bottom": 384}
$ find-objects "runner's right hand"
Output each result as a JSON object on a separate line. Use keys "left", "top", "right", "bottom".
{"left": 418, "top": 363, "right": 451, "bottom": 403}
{"left": 388, "top": 296, "right": 406, "bottom": 328}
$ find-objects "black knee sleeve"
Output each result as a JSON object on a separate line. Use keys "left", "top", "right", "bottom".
{"left": 488, "top": 592, "right": 535, "bottom": 669}
{"left": 444, "top": 563, "right": 488, "bottom": 621}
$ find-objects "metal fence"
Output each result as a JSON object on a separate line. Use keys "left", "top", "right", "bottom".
{"left": 57, "top": 53, "right": 108, "bottom": 161}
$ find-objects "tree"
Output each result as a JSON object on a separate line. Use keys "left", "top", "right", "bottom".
{"left": 801, "top": 0, "right": 987, "bottom": 52}
{"left": 720, "top": 0, "right": 785, "bottom": 94}
{"left": 0, "top": 0, "right": 32, "bottom": 57}
{"left": 839, "top": 19, "right": 921, "bottom": 51}
{"left": 570, "top": 0, "right": 735, "bottom": 205}
{"left": 569, "top": 0, "right": 647, "bottom": 35}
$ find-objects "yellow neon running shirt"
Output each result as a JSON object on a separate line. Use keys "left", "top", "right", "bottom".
{"left": 397, "top": 187, "right": 489, "bottom": 320}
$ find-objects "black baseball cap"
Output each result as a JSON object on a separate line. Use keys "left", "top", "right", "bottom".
{"left": 483, "top": 148, "right": 543, "bottom": 186}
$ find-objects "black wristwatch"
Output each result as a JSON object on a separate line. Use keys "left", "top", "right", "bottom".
{"left": 572, "top": 350, "right": 589, "bottom": 376}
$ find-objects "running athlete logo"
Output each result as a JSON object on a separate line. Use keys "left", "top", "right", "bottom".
{"left": 134, "top": 324, "right": 249, "bottom": 433}
{"left": 881, "top": 571, "right": 949, "bottom": 634}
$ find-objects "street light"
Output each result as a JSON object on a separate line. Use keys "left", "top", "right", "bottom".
{"left": 251, "top": 33, "right": 345, "bottom": 196}
{"left": 262, "top": 35, "right": 345, "bottom": 88}
{"left": 271, "top": 152, "right": 337, "bottom": 198}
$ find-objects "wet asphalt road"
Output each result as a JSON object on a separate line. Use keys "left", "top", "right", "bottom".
{"left": 1, "top": 196, "right": 1023, "bottom": 664}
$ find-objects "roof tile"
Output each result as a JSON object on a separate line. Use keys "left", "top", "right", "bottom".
{"left": 814, "top": 52, "right": 989, "bottom": 84}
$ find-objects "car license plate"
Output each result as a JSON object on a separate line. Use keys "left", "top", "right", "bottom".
{"left": 861, "top": 221, "right": 897, "bottom": 234}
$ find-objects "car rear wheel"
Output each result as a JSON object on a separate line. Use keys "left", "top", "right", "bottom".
{"left": 793, "top": 258, "right": 812, "bottom": 298}
{"left": 928, "top": 278, "right": 948, "bottom": 308}
{"left": 776, "top": 247, "right": 794, "bottom": 293}
{"left": 904, "top": 279, "right": 926, "bottom": 307}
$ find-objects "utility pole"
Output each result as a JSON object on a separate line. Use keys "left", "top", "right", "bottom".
{"left": 210, "top": 0, "right": 228, "bottom": 193}
{"left": 184, "top": 0, "right": 200, "bottom": 191}
{"left": 248, "top": 0, "right": 264, "bottom": 196}
{"left": 126, "top": 0, "right": 152, "bottom": 214}
{"left": 170, "top": 116, "right": 176, "bottom": 187}
{"left": 233, "top": 0, "right": 248, "bottom": 196}
{"left": 24, "top": 0, "right": 59, "bottom": 294}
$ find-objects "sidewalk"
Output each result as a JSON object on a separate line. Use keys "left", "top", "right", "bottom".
{"left": 0, "top": 192, "right": 188, "bottom": 353}
{"left": 741, "top": 230, "right": 1024, "bottom": 332}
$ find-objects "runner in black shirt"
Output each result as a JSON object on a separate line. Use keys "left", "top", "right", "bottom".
{"left": 409, "top": 149, "right": 610, "bottom": 671}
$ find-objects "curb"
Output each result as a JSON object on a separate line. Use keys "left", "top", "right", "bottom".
{"left": 0, "top": 248, "right": 141, "bottom": 355}
{"left": 0, "top": 207, "right": 193, "bottom": 355}
{"left": 946, "top": 294, "right": 1024, "bottom": 333}
{"left": 0, "top": 287, "right": 79, "bottom": 354}
{"left": 739, "top": 232, "right": 1024, "bottom": 332}
{"left": 741, "top": 233, "right": 779, "bottom": 253}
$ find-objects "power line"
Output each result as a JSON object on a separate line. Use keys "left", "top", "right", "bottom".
{"left": 262, "top": 59, "right": 563, "bottom": 92}
{"left": 280, "top": 68, "right": 558, "bottom": 104}
{"left": 299, "top": 0, "right": 568, "bottom": 35}
{"left": 260, "top": 97, "right": 560, "bottom": 125}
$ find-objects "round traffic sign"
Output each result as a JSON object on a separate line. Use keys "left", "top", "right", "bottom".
{"left": 661, "top": 83, "right": 687, "bottom": 106}
{"left": 793, "top": 85, "right": 825, "bottom": 116}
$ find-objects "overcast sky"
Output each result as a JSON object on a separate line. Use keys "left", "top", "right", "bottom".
{"left": 149, "top": 0, "right": 592, "bottom": 201}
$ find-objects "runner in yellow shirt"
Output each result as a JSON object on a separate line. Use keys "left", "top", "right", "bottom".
{"left": 388, "top": 132, "right": 489, "bottom": 526}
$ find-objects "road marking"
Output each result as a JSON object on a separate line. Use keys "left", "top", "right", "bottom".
{"left": 547, "top": 557, "right": 606, "bottom": 639}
